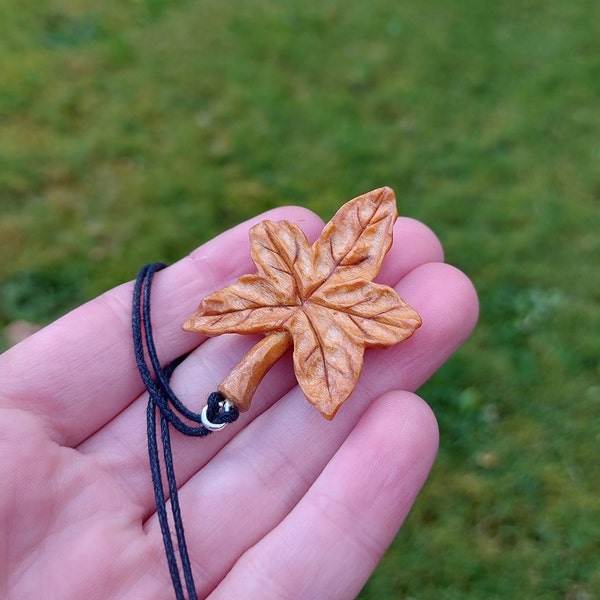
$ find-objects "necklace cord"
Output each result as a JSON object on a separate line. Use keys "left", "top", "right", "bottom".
{"left": 132, "top": 263, "right": 239, "bottom": 599}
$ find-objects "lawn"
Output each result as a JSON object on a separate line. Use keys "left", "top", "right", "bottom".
{"left": 1, "top": 0, "right": 599, "bottom": 597}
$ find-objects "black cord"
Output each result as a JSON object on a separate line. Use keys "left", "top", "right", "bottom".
{"left": 133, "top": 263, "right": 239, "bottom": 600}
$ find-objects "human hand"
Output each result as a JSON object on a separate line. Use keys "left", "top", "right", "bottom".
{"left": 0, "top": 206, "right": 478, "bottom": 599}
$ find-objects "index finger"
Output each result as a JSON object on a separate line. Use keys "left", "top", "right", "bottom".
{"left": 0, "top": 207, "right": 325, "bottom": 446}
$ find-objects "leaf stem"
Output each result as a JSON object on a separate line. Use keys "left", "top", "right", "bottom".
{"left": 218, "top": 331, "right": 292, "bottom": 412}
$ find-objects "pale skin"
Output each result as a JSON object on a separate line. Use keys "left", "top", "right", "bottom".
{"left": 0, "top": 206, "right": 478, "bottom": 599}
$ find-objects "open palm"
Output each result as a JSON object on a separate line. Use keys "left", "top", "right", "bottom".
{"left": 0, "top": 206, "right": 477, "bottom": 599}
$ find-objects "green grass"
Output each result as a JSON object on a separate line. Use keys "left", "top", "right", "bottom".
{"left": 1, "top": 0, "right": 599, "bottom": 597}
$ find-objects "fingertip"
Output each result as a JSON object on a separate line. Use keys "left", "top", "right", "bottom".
{"left": 181, "top": 206, "right": 325, "bottom": 292}
{"left": 403, "top": 261, "right": 479, "bottom": 348}
{"left": 396, "top": 216, "right": 445, "bottom": 263}
{"left": 187, "top": 205, "right": 324, "bottom": 260}
{"left": 364, "top": 389, "right": 439, "bottom": 479}
{"left": 428, "top": 262, "right": 479, "bottom": 341}
{"left": 380, "top": 217, "right": 445, "bottom": 283}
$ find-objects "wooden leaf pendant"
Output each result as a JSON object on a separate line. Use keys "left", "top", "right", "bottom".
{"left": 183, "top": 187, "right": 421, "bottom": 419}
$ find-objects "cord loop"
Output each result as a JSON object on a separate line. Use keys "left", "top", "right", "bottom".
{"left": 133, "top": 263, "right": 240, "bottom": 600}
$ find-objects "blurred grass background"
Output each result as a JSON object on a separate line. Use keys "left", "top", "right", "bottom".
{"left": 1, "top": 0, "right": 598, "bottom": 597}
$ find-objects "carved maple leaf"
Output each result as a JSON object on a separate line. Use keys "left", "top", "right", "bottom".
{"left": 184, "top": 187, "right": 421, "bottom": 419}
